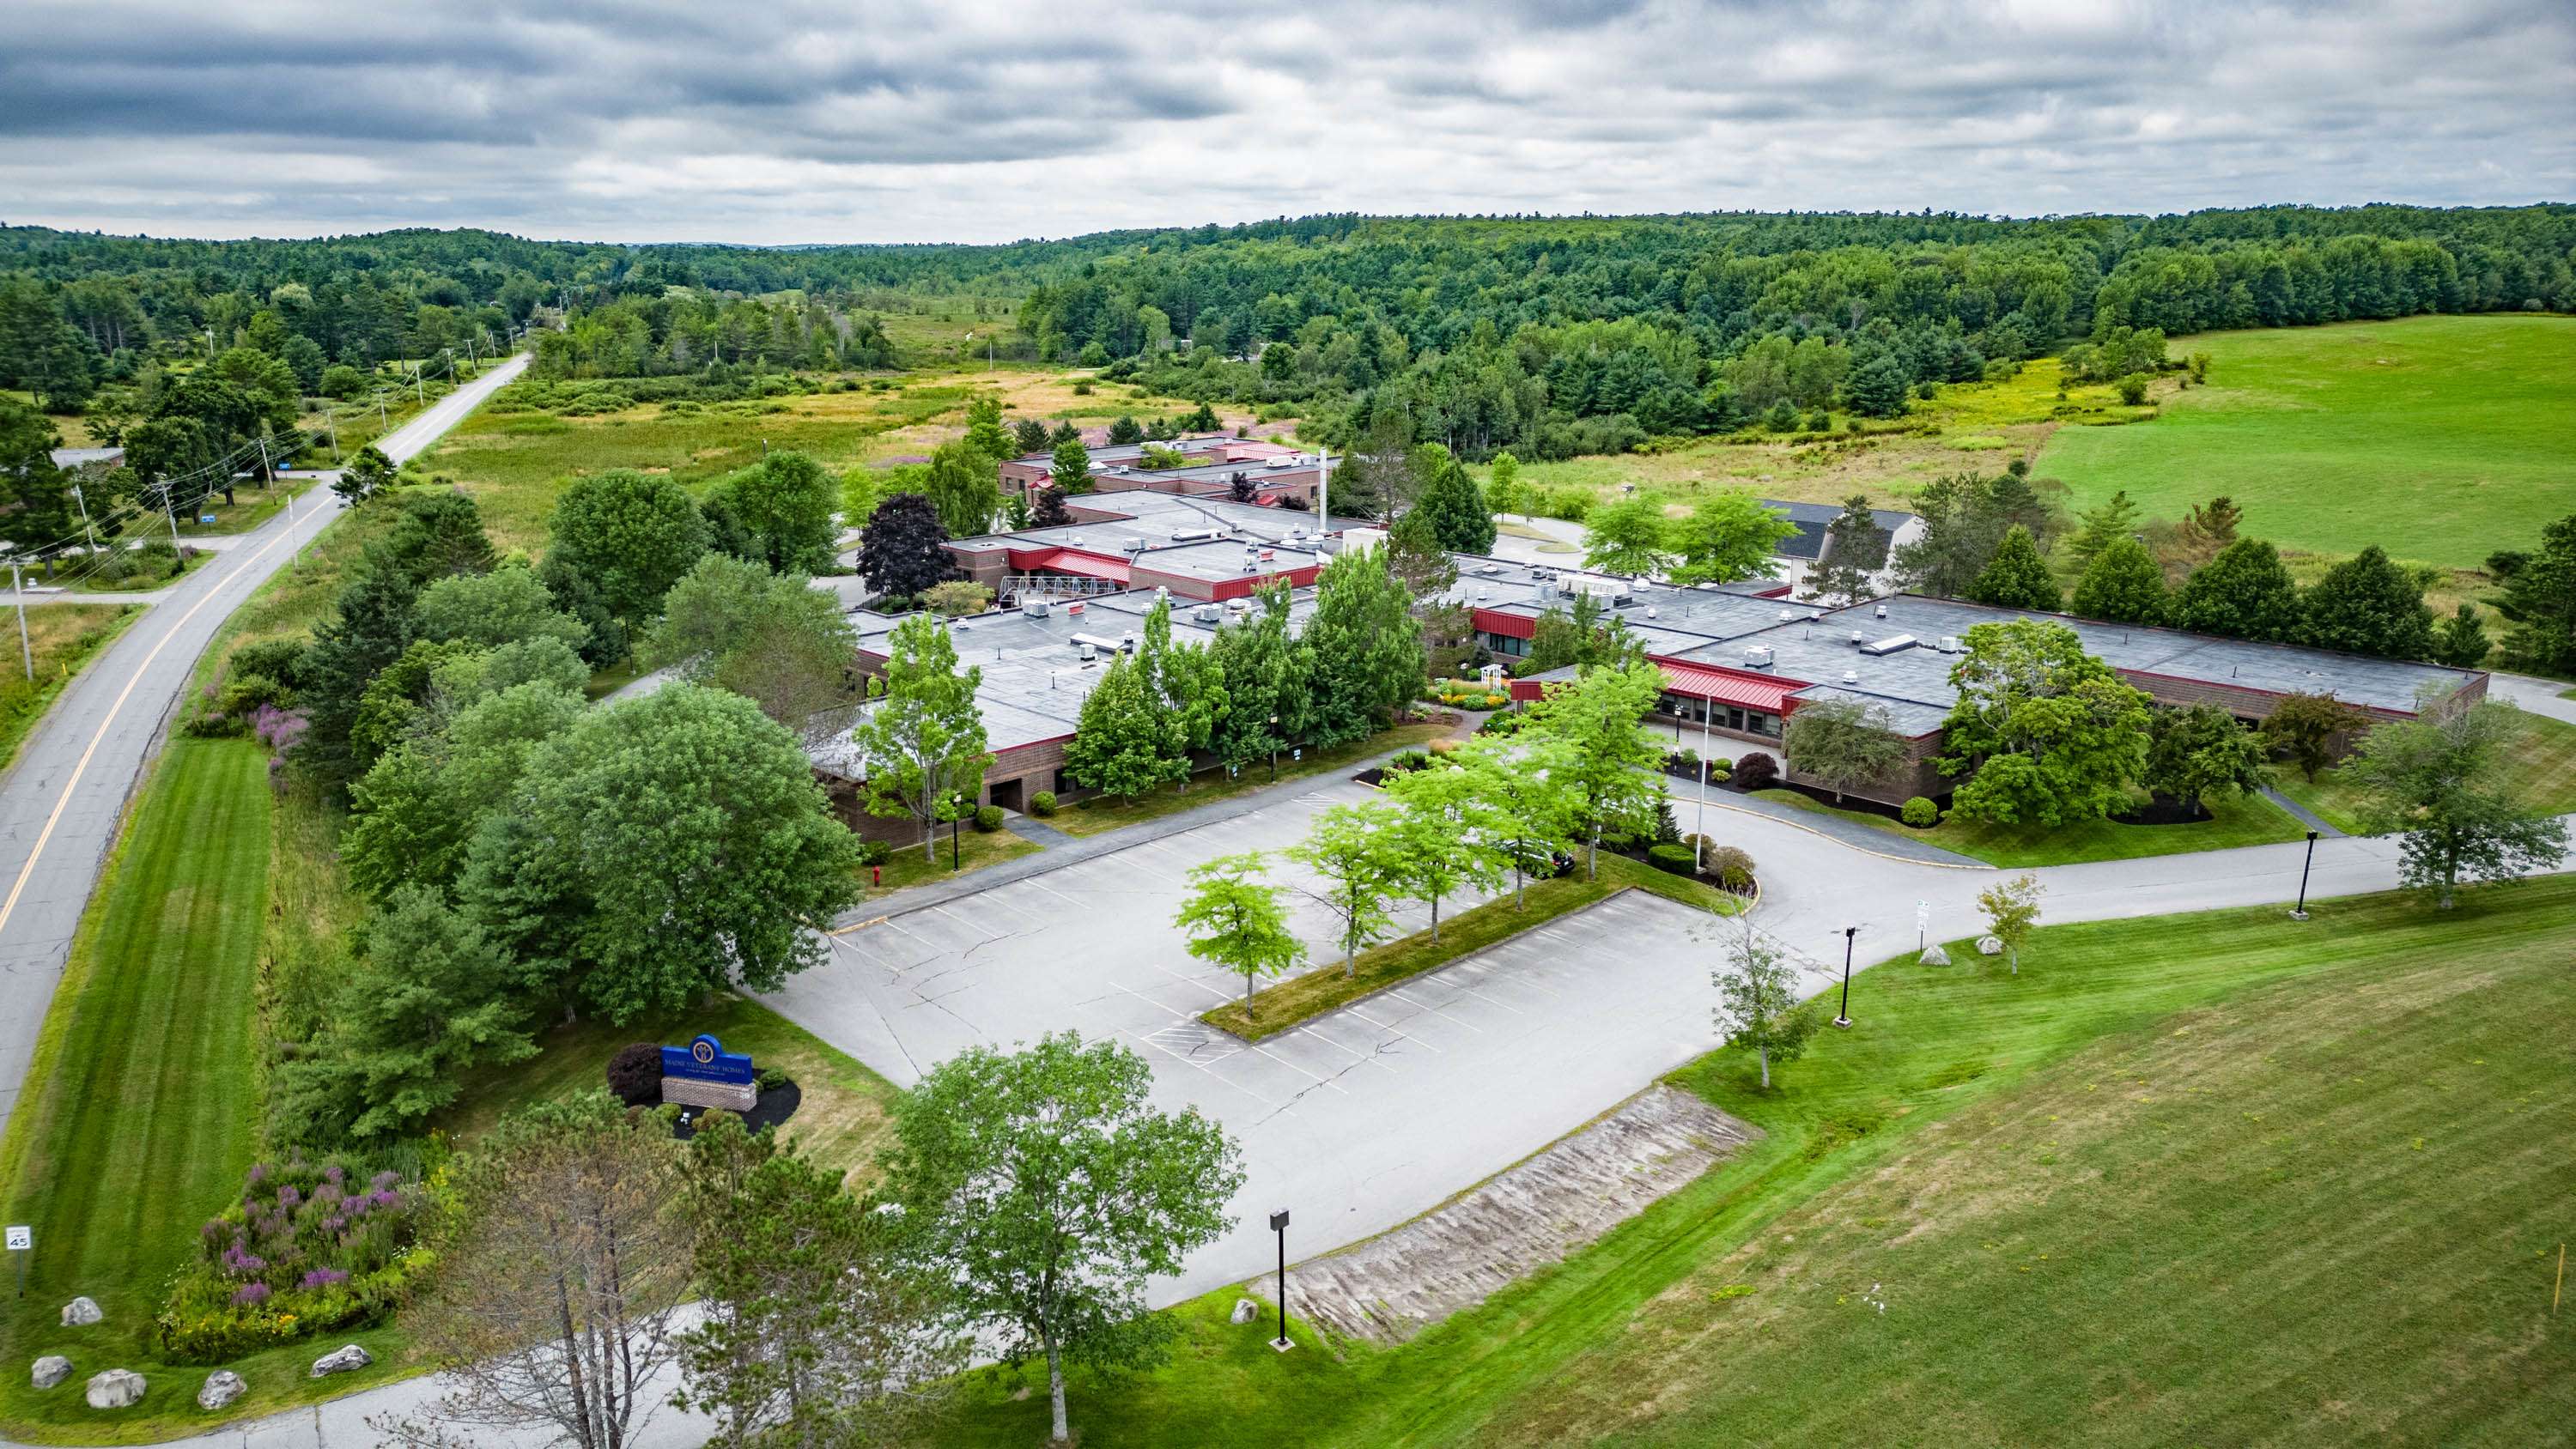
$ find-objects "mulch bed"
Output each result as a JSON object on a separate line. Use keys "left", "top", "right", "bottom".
{"left": 668, "top": 1079, "right": 802, "bottom": 1140}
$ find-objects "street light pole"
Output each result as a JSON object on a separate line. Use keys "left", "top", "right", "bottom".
{"left": 1696, "top": 701, "right": 1710, "bottom": 871}
{"left": 951, "top": 791, "right": 965, "bottom": 870}
{"left": 1268, "top": 714, "right": 1279, "bottom": 783}
{"left": 2290, "top": 830, "right": 2318, "bottom": 921}
{"left": 1832, "top": 926, "right": 1856, "bottom": 1029}
{"left": 1268, "top": 1210, "right": 1292, "bottom": 1352}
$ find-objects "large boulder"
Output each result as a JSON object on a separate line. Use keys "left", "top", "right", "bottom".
{"left": 309, "top": 1343, "right": 372, "bottom": 1378}
{"left": 85, "top": 1368, "right": 145, "bottom": 1410}
{"left": 60, "top": 1296, "right": 102, "bottom": 1327}
{"left": 1975, "top": 935, "right": 2004, "bottom": 957}
{"left": 1917, "top": 942, "right": 1950, "bottom": 967}
{"left": 1229, "top": 1298, "right": 1261, "bottom": 1325}
{"left": 31, "top": 1355, "right": 71, "bottom": 1390}
{"left": 197, "top": 1370, "right": 246, "bottom": 1410}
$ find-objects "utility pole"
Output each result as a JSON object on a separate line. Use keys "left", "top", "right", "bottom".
{"left": 165, "top": 482, "right": 183, "bottom": 549}
{"left": 324, "top": 407, "right": 340, "bottom": 460}
{"left": 69, "top": 484, "right": 94, "bottom": 552}
{"left": 254, "top": 433, "right": 271, "bottom": 493}
{"left": 9, "top": 561, "right": 30, "bottom": 680}
{"left": 413, "top": 364, "right": 425, "bottom": 406}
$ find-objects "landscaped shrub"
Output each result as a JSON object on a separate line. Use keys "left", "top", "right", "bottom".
{"left": 1030, "top": 791, "right": 1057, "bottom": 816}
{"left": 856, "top": 839, "right": 894, "bottom": 867}
{"left": 1647, "top": 842, "right": 1698, "bottom": 876}
{"left": 1901, "top": 797, "right": 1940, "bottom": 828}
{"left": 1478, "top": 710, "right": 1527, "bottom": 737}
{"left": 1732, "top": 751, "right": 1780, "bottom": 791}
{"left": 974, "top": 804, "right": 1005, "bottom": 833}
{"left": 1704, "top": 846, "right": 1757, "bottom": 892}
{"left": 606, "top": 1042, "right": 664, "bottom": 1106}
{"left": 155, "top": 1156, "right": 428, "bottom": 1362}
{"left": 229, "top": 637, "right": 307, "bottom": 688}
{"left": 756, "top": 1065, "right": 790, "bottom": 1092}
{"left": 1388, "top": 749, "right": 1432, "bottom": 774}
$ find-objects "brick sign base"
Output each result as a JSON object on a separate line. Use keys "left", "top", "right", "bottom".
{"left": 662, "top": 1076, "right": 756, "bottom": 1112}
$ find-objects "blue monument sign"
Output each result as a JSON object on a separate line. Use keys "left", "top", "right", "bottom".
{"left": 659, "top": 1034, "right": 756, "bottom": 1111}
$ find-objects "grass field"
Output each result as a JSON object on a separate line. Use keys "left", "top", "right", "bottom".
{"left": 2041, "top": 315, "right": 2576, "bottom": 570}
{"left": 1204, "top": 857, "right": 1746, "bottom": 1040}
{"left": 2269, "top": 706, "right": 2576, "bottom": 834}
{"left": 419, "top": 365, "right": 1244, "bottom": 556}
{"left": 1504, "top": 360, "right": 2153, "bottom": 515}
{"left": 438, "top": 993, "right": 901, "bottom": 1186}
{"left": 861, "top": 825, "right": 1044, "bottom": 900}
{"left": 0, "top": 605, "right": 136, "bottom": 772}
{"left": 937, "top": 876, "right": 2576, "bottom": 1446}
{"left": 0, "top": 741, "right": 417, "bottom": 1441}
{"left": 1751, "top": 784, "right": 2309, "bottom": 866}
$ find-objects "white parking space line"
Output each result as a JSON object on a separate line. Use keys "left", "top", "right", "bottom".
{"left": 1125, "top": 1028, "right": 1279, "bottom": 1108}
{"left": 1346, "top": 1004, "right": 1443, "bottom": 1053}
{"left": 1297, "top": 1023, "right": 1401, "bottom": 1073}
{"left": 1244, "top": 1040, "right": 1346, "bottom": 1092}
{"left": 1386, "top": 986, "right": 1489, "bottom": 1034}
{"left": 1147, "top": 961, "right": 1235, "bottom": 1003}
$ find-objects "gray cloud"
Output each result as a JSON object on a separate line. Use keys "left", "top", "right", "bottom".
{"left": 1, "top": 0, "right": 2567, "bottom": 243}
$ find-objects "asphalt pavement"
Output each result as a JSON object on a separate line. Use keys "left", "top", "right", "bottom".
{"left": 0, "top": 352, "right": 528, "bottom": 1139}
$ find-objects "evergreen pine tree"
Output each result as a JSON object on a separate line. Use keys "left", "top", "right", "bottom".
{"left": 1413, "top": 454, "right": 1497, "bottom": 554}
{"left": 2299, "top": 545, "right": 2435, "bottom": 659}
{"left": 2433, "top": 603, "right": 2491, "bottom": 668}
{"left": 2069, "top": 535, "right": 2168, "bottom": 624}
{"left": 1967, "top": 524, "right": 2061, "bottom": 611}
{"left": 2172, "top": 537, "right": 2303, "bottom": 640}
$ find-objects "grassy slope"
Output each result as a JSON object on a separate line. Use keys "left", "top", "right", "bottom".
{"left": 1503, "top": 359, "right": 2150, "bottom": 513}
{"left": 0, "top": 605, "right": 137, "bottom": 773}
{"left": 438, "top": 993, "right": 900, "bottom": 1187}
{"left": 1752, "top": 784, "right": 2307, "bottom": 866}
{"left": 934, "top": 876, "right": 2576, "bottom": 1446}
{"left": 2041, "top": 314, "right": 2576, "bottom": 570}
{"left": 2271, "top": 706, "right": 2576, "bottom": 834}
{"left": 0, "top": 742, "right": 415, "bottom": 1441}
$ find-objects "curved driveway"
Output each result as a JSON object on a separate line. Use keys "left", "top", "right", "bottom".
{"left": 0, "top": 353, "right": 528, "bottom": 1137}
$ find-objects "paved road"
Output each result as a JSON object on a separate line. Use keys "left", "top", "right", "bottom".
{"left": 0, "top": 353, "right": 529, "bottom": 1138}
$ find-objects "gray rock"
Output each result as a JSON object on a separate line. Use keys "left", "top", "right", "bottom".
{"left": 196, "top": 1370, "right": 246, "bottom": 1410}
{"left": 31, "top": 1355, "right": 71, "bottom": 1391}
{"left": 59, "top": 1295, "right": 102, "bottom": 1327}
{"left": 84, "top": 1368, "right": 145, "bottom": 1410}
{"left": 1229, "top": 1298, "right": 1262, "bottom": 1325}
{"left": 1917, "top": 942, "right": 1950, "bottom": 967}
{"left": 309, "top": 1343, "right": 372, "bottom": 1378}
{"left": 1975, "top": 934, "right": 2004, "bottom": 956}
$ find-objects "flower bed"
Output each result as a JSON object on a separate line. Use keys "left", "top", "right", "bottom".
{"left": 155, "top": 1154, "right": 430, "bottom": 1363}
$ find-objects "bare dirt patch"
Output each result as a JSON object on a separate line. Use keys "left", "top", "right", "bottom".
{"left": 1269, "top": 1086, "right": 1759, "bottom": 1343}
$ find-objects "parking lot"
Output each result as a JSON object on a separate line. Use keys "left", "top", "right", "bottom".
{"left": 767, "top": 775, "right": 1768, "bottom": 1300}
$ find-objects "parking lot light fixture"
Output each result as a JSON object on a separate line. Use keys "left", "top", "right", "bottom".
{"left": 1833, "top": 926, "right": 1856, "bottom": 1029}
{"left": 2291, "top": 830, "right": 2318, "bottom": 920}
{"left": 1269, "top": 716, "right": 1279, "bottom": 782}
{"left": 1269, "top": 1209, "right": 1292, "bottom": 1352}
{"left": 951, "top": 791, "right": 965, "bottom": 870}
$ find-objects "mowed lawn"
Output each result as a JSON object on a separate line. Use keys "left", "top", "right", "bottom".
{"left": 0, "top": 743, "right": 413, "bottom": 1440}
{"left": 2041, "top": 314, "right": 2576, "bottom": 569}
{"left": 2271, "top": 705, "right": 2576, "bottom": 834}
{"left": 934, "top": 877, "right": 2576, "bottom": 1446}
{"left": 1752, "top": 783, "right": 2308, "bottom": 866}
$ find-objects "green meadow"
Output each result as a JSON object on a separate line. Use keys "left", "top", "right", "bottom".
{"left": 2041, "top": 314, "right": 2576, "bottom": 570}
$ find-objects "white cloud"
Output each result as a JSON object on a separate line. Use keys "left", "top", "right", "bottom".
{"left": 0, "top": 0, "right": 2567, "bottom": 242}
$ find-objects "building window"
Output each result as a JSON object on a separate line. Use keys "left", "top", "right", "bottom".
{"left": 1746, "top": 711, "right": 1778, "bottom": 737}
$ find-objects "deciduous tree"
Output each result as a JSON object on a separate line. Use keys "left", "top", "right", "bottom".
{"left": 1582, "top": 492, "right": 1672, "bottom": 578}
{"left": 1289, "top": 800, "right": 1408, "bottom": 974}
{"left": 1977, "top": 873, "right": 2044, "bottom": 973}
{"left": 880, "top": 1034, "right": 1242, "bottom": 1446}
{"left": 854, "top": 492, "right": 953, "bottom": 601}
{"left": 1711, "top": 918, "right": 1819, "bottom": 1088}
{"left": 700, "top": 449, "right": 840, "bottom": 575}
{"left": 2299, "top": 544, "right": 2433, "bottom": 659}
{"left": 1383, "top": 759, "right": 1511, "bottom": 941}
{"left": 2070, "top": 534, "right": 2168, "bottom": 624}
{"left": 847, "top": 612, "right": 987, "bottom": 858}
{"left": 1668, "top": 490, "right": 1797, "bottom": 587}
{"left": 1175, "top": 852, "right": 1306, "bottom": 1011}
{"left": 1521, "top": 660, "right": 1665, "bottom": 876}
{"left": 1066, "top": 652, "right": 1185, "bottom": 799}
{"left": 2339, "top": 695, "right": 2569, "bottom": 908}
{"left": 1049, "top": 437, "right": 1095, "bottom": 495}
{"left": 546, "top": 469, "right": 710, "bottom": 634}
{"left": 1937, "top": 619, "right": 2152, "bottom": 826}
{"left": 2144, "top": 703, "right": 2269, "bottom": 815}
{"left": 1782, "top": 696, "right": 1909, "bottom": 803}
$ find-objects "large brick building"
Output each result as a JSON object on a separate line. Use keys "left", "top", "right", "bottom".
{"left": 815, "top": 528, "right": 2488, "bottom": 831}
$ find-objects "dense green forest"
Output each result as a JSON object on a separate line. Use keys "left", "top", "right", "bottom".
{"left": 7, "top": 206, "right": 2570, "bottom": 464}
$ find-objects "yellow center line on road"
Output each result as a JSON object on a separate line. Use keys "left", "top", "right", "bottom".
{"left": 0, "top": 512, "right": 310, "bottom": 944}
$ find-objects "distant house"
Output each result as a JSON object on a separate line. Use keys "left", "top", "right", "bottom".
{"left": 1760, "top": 499, "right": 1923, "bottom": 594}
{"left": 48, "top": 447, "right": 125, "bottom": 477}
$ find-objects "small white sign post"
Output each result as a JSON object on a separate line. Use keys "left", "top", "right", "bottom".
{"left": 7, "top": 1224, "right": 27, "bottom": 1298}
{"left": 1916, "top": 900, "right": 1930, "bottom": 955}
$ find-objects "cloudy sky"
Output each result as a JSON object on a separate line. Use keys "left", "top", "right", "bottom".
{"left": 3, "top": 0, "right": 2569, "bottom": 245}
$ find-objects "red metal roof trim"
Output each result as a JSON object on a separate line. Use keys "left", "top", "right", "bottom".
{"left": 1471, "top": 607, "right": 1536, "bottom": 640}
{"left": 1005, "top": 547, "right": 1133, "bottom": 584}
{"left": 1653, "top": 658, "right": 1808, "bottom": 713}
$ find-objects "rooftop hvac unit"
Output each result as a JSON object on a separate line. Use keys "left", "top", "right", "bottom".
{"left": 1121, "top": 537, "right": 1149, "bottom": 553}
{"left": 1858, "top": 634, "right": 1918, "bottom": 657}
{"left": 1225, "top": 597, "right": 1251, "bottom": 614}
{"left": 1170, "top": 526, "right": 1224, "bottom": 542}
{"left": 1192, "top": 603, "right": 1221, "bottom": 623}
{"left": 1778, "top": 609, "right": 1797, "bottom": 621}
{"left": 1265, "top": 456, "right": 1295, "bottom": 469}
{"left": 1843, "top": 669, "right": 1861, "bottom": 684}
{"left": 1536, "top": 580, "right": 1558, "bottom": 602}
{"left": 1078, "top": 641, "right": 1097, "bottom": 662}
{"left": 1022, "top": 598, "right": 1051, "bottom": 618}
{"left": 1121, "top": 632, "right": 1138, "bottom": 652}
{"left": 1286, "top": 529, "right": 1309, "bottom": 542}
{"left": 1875, "top": 603, "right": 1889, "bottom": 618}
{"left": 1937, "top": 634, "right": 1959, "bottom": 652}
{"left": 1850, "top": 629, "right": 1866, "bottom": 646}
{"left": 1071, "top": 632, "right": 1124, "bottom": 654}
{"left": 1743, "top": 645, "right": 1774, "bottom": 670}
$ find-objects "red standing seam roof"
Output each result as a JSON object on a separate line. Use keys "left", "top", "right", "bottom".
{"left": 1654, "top": 659, "right": 1807, "bottom": 713}
{"left": 1008, "top": 548, "right": 1133, "bottom": 584}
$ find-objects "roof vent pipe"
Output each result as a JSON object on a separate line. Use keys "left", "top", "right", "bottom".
{"left": 1875, "top": 603, "right": 1888, "bottom": 619}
